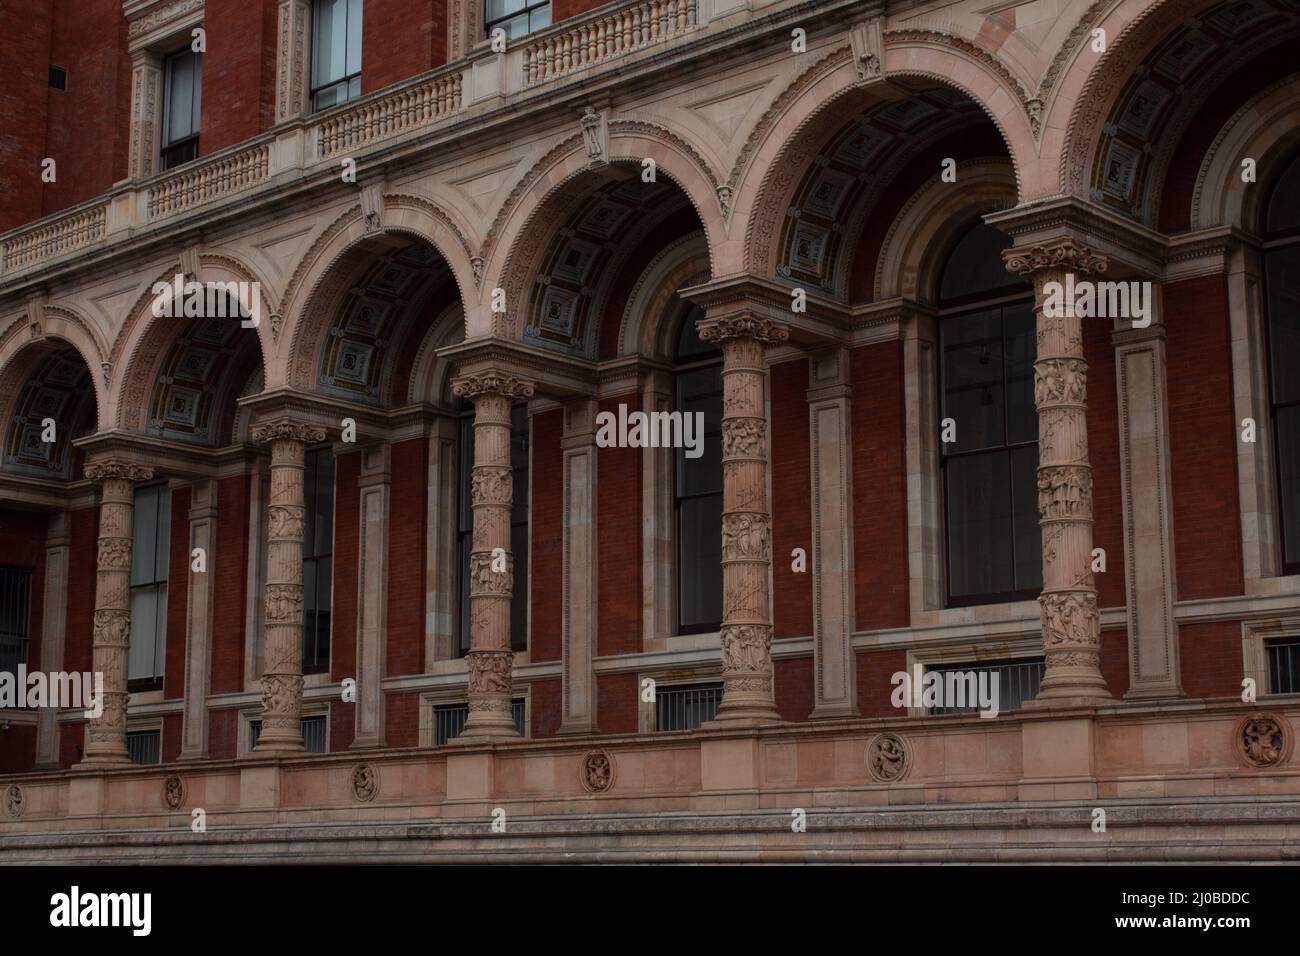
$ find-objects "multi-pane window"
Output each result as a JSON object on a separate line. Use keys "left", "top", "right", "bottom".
{"left": 938, "top": 223, "right": 1039, "bottom": 605}
{"left": 654, "top": 681, "right": 723, "bottom": 731}
{"left": 433, "top": 699, "right": 526, "bottom": 744}
{"left": 160, "top": 47, "right": 201, "bottom": 170}
{"left": 250, "top": 714, "right": 327, "bottom": 752}
{"left": 457, "top": 407, "right": 530, "bottom": 655}
{"left": 126, "top": 729, "right": 162, "bottom": 765}
{"left": 302, "top": 447, "right": 335, "bottom": 674}
{"left": 1263, "top": 152, "right": 1300, "bottom": 574}
{"left": 129, "top": 484, "right": 171, "bottom": 690}
{"left": 311, "top": 0, "right": 362, "bottom": 112}
{"left": 675, "top": 309, "right": 723, "bottom": 633}
{"left": 1266, "top": 637, "right": 1300, "bottom": 695}
{"left": 0, "top": 567, "right": 32, "bottom": 675}
{"left": 484, "top": 0, "right": 550, "bottom": 41}
{"left": 925, "top": 659, "right": 1044, "bottom": 715}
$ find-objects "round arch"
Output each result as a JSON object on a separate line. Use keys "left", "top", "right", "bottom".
{"left": 616, "top": 230, "right": 710, "bottom": 360}
{"left": 0, "top": 304, "right": 108, "bottom": 432}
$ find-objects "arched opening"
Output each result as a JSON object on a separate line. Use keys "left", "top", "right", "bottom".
{"left": 1, "top": 345, "right": 96, "bottom": 481}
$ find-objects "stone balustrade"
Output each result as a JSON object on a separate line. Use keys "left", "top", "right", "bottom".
{"left": 315, "top": 70, "right": 465, "bottom": 160}
{"left": 0, "top": 202, "right": 107, "bottom": 274}
{"left": 147, "top": 142, "right": 272, "bottom": 219}
{"left": 522, "top": 0, "right": 699, "bottom": 86}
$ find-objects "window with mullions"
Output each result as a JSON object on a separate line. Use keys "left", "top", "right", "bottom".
{"left": 1263, "top": 151, "right": 1300, "bottom": 575}
{"left": 938, "top": 222, "right": 1039, "bottom": 606}
{"left": 302, "top": 447, "right": 335, "bottom": 674}
{"left": 675, "top": 307, "right": 723, "bottom": 633}
{"left": 129, "top": 484, "right": 171, "bottom": 690}
{"left": 0, "top": 566, "right": 33, "bottom": 674}
{"left": 311, "top": 0, "right": 362, "bottom": 112}
{"left": 456, "top": 406, "right": 530, "bottom": 655}
{"left": 484, "top": 0, "right": 550, "bottom": 41}
{"left": 161, "top": 47, "right": 201, "bottom": 170}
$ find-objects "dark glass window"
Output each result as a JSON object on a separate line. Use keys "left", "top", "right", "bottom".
{"left": 1264, "top": 152, "right": 1300, "bottom": 574}
{"left": 938, "top": 223, "right": 1039, "bottom": 605}
{"left": 161, "top": 47, "right": 201, "bottom": 170}
{"left": 126, "top": 730, "right": 161, "bottom": 765}
{"left": 311, "top": 0, "right": 362, "bottom": 112}
{"left": 0, "top": 566, "right": 33, "bottom": 674}
{"left": 129, "top": 484, "right": 171, "bottom": 690}
{"left": 485, "top": 0, "right": 550, "bottom": 41}
{"left": 457, "top": 407, "right": 529, "bottom": 654}
{"left": 302, "top": 447, "right": 334, "bottom": 674}
{"left": 674, "top": 307, "right": 723, "bottom": 633}
{"left": 925, "top": 658, "right": 1044, "bottom": 715}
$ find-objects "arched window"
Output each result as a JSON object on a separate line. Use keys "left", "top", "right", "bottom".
{"left": 937, "top": 222, "right": 1039, "bottom": 605}
{"left": 674, "top": 306, "right": 723, "bottom": 633}
{"left": 456, "top": 404, "right": 530, "bottom": 654}
{"left": 1264, "top": 152, "right": 1300, "bottom": 573}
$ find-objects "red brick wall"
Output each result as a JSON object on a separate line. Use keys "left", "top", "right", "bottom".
{"left": 384, "top": 690, "right": 421, "bottom": 748}
{"left": 0, "top": 509, "right": 48, "bottom": 674}
{"left": 596, "top": 672, "right": 637, "bottom": 734}
{"left": 41, "top": 0, "right": 130, "bottom": 218}
{"left": 552, "top": 0, "right": 611, "bottom": 24}
{"left": 164, "top": 486, "right": 191, "bottom": 699}
{"left": 1164, "top": 275, "right": 1243, "bottom": 600}
{"left": 770, "top": 360, "right": 813, "bottom": 638}
{"left": 64, "top": 507, "right": 98, "bottom": 677}
{"left": 1179, "top": 620, "right": 1241, "bottom": 699}
{"left": 208, "top": 709, "right": 236, "bottom": 761}
{"left": 1100, "top": 629, "right": 1130, "bottom": 699}
{"left": 529, "top": 677, "right": 562, "bottom": 737}
{"left": 0, "top": 726, "right": 38, "bottom": 773}
{"left": 856, "top": 648, "right": 906, "bottom": 717}
{"left": 774, "top": 655, "right": 814, "bottom": 722}
{"left": 0, "top": 0, "right": 54, "bottom": 230}
{"left": 1083, "top": 317, "right": 1126, "bottom": 609}
{"left": 199, "top": 0, "right": 279, "bottom": 155}
{"left": 530, "top": 410, "right": 563, "bottom": 663}
{"left": 596, "top": 395, "right": 642, "bottom": 656}
{"left": 850, "top": 343, "right": 909, "bottom": 629}
{"left": 361, "top": 0, "right": 447, "bottom": 94}
{"left": 387, "top": 438, "right": 428, "bottom": 675}
{"left": 332, "top": 697, "right": 355, "bottom": 751}
{"left": 59, "top": 722, "right": 83, "bottom": 768}
{"left": 161, "top": 712, "right": 183, "bottom": 762}
{"left": 210, "top": 474, "right": 250, "bottom": 695}
{"left": 332, "top": 451, "right": 360, "bottom": 682}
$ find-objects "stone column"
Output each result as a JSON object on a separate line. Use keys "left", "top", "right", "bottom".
{"left": 275, "top": 0, "right": 312, "bottom": 122}
{"left": 251, "top": 419, "right": 325, "bottom": 753}
{"left": 451, "top": 371, "right": 534, "bottom": 739}
{"left": 699, "top": 314, "right": 788, "bottom": 723}
{"left": 1004, "top": 240, "right": 1112, "bottom": 705}
{"left": 127, "top": 50, "right": 162, "bottom": 181}
{"left": 559, "top": 399, "right": 598, "bottom": 735}
{"left": 353, "top": 444, "right": 390, "bottom": 749}
{"left": 34, "top": 512, "right": 70, "bottom": 769}
{"left": 180, "top": 480, "right": 218, "bottom": 759}
{"left": 81, "top": 460, "right": 154, "bottom": 766}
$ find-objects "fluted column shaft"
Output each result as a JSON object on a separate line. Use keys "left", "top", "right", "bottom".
{"left": 81, "top": 460, "right": 154, "bottom": 766}
{"left": 1005, "top": 240, "right": 1112, "bottom": 704}
{"left": 452, "top": 370, "right": 534, "bottom": 738}
{"left": 251, "top": 419, "right": 325, "bottom": 752}
{"left": 700, "top": 314, "right": 788, "bottom": 723}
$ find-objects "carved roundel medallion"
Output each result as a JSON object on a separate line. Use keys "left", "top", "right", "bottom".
{"left": 352, "top": 763, "right": 379, "bottom": 802}
{"left": 163, "top": 774, "right": 185, "bottom": 810}
{"left": 866, "top": 733, "right": 910, "bottom": 783}
{"left": 582, "top": 750, "right": 615, "bottom": 793}
{"left": 4, "top": 784, "right": 24, "bottom": 819}
{"left": 1234, "top": 712, "right": 1292, "bottom": 769}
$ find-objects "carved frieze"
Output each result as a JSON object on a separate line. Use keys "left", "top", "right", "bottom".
{"left": 267, "top": 504, "right": 305, "bottom": 540}
{"left": 452, "top": 372, "right": 535, "bottom": 401}
{"left": 251, "top": 420, "right": 326, "bottom": 445}
{"left": 1037, "top": 465, "right": 1093, "bottom": 519}
{"left": 698, "top": 316, "right": 790, "bottom": 346}
{"left": 96, "top": 538, "right": 133, "bottom": 570}
{"left": 466, "top": 649, "right": 513, "bottom": 695}
{"left": 92, "top": 609, "right": 131, "bottom": 647}
{"left": 1039, "top": 591, "right": 1100, "bottom": 648}
{"left": 469, "top": 551, "right": 513, "bottom": 596}
{"left": 720, "top": 624, "right": 772, "bottom": 673}
{"left": 721, "top": 418, "right": 766, "bottom": 458}
{"left": 722, "top": 513, "right": 771, "bottom": 561}
{"left": 1004, "top": 242, "right": 1107, "bottom": 278}
{"left": 1034, "top": 358, "right": 1088, "bottom": 406}
{"left": 260, "top": 673, "right": 304, "bottom": 718}
{"left": 85, "top": 461, "right": 155, "bottom": 483}
{"left": 264, "top": 584, "right": 304, "bottom": 626}
{"left": 470, "top": 466, "right": 513, "bottom": 506}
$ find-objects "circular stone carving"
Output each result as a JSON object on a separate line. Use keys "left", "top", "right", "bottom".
{"left": 351, "top": 763, "right": 378, "bottom": 802}
{"left": 866, "top": 733, "right": 910, "bottom": 783}
{"left": 582, "top": 750, "right": 615, "bottom": 793}
{"left": 1235, "top": 712, "right": 1292, "bottom": 769}
{"left": 162, "top": 774, "right": 184, "bottom": 810}
{"left": 4, "top": 784, "right": 23, "bottom": 819}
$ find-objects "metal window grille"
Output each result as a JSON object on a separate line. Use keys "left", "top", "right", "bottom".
{"left": 1266, "top": 638, "right": 1300, "bottom": 694}
{"left": 126, "top": 730, "right": 161, "bottom": 765}
{"left": 249, "top": 715, "right": 327, "bottom": 753}
{"left": 434, "top": 699, "right": 526, "bottom": 745}
{"left": 654, "top": 682, "right": 723, "bottom": 731}
{"left": 925, "top": 658, "right": 1044, "bottom": 715}
{"left": 0, "top": 567, "right": 32, "bottom": 676}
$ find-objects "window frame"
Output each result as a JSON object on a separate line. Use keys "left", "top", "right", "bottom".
{"left": 159, "top": 45, "right": 202, "bottom": 171}
{"left": 0, "top": 565, "right": 33, "bottom": 675}
{"left": 483, "top": 0, "right": 551, "bottom": 41}
{"left": 128, "top": 483, "right": 172, "bottom": 693}
{"left": 310, "top": 0, "right": 363, "bottom": 114}
{"left": 302, "top": 445, "right": 336, "bottom": 676}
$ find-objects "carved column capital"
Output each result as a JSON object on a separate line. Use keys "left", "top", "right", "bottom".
{"left": 85, "top": 460, "right": 155, "bottom": 483}
{"left": 1003, "top": 239, "right": 1108, "bottom": 279}
{"left": 451, "top": 370, "right": 536, "bottom": 402}
{"left": 698, "top": 315, "right": 790, "bottom": 346}
{"left": 251, "top": 418, "right": 327, "bottom": 445}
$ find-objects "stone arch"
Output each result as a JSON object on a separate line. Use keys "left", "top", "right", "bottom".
{"left": 731, "top": 38, "right": 1036, "bottom": 278}
{"left": 111, "top": 254, "right": 275, "bottom": 434}
{"left": 875, "top": 159, "right": 1018, "bottom": 303}
{"left": 0, "top": 303, "right": 108, "bottom": 432}
{"left": 406, "top": 302, "right": 467, "bottom": 406}
{"left": 616, "top": 230, "right": 709, "bottom": 360}
{"left": 479, "top": 124, "right": 724, "bottom": 341}
{"left": 282, "top": 196, "right": 475, "bottom": 392}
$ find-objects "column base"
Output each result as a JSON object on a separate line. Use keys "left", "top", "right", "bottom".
{"left": 708, "top": 701, "right": 782, "bottom": 726}
{"left": 458, "top": 707, "right": 520, "bottom": 741}
{"left": 75, "top": 753, "right": 131, "bottom": 770}
{"left": 253, "top": 734, "right": 306, "bottom": 754}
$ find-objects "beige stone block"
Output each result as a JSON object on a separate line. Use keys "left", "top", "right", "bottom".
{"left": 446, "top": 751, "right": 494, "bottom": 800}
{"left": 701, "top": 736, "right": 759, "bottom": 791}
{"left": 68, "top": 775, "right": 105, "bottom": 816}
{"left": 240, "top": 764, "right": 281, "bottom": 809}
{"left": 795, "top": 740, "right": 834, "bottom": 785}
{"left": 1140, "top": 721, "right": 1189, "bottom": 768}
{"left": 762, "top": 742, "right": 796, "bottom": 784}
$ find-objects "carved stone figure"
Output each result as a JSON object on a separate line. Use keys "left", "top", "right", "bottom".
{"left": 867, "top": 733, "right": 908, "bottom": 782}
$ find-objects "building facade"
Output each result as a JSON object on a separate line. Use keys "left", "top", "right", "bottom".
{"left": 0, "top": 0, "right": 1298, "bottom": 862}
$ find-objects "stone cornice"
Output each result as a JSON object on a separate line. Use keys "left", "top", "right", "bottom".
{"left": 438, "top": 337, "right": 596, "bottom": 398}
{"left": 986, "top": 198, "right": 1162, "bottom": 279}
{"left": 680, "top": 275, "right": 851, "bottom": 346}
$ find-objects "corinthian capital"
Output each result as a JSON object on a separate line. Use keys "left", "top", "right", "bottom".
{"left": 251, "top": 419, "right": 327, "bottom": 445}
{"left": 85, "top": 460, "right": 155, "bottom": 483}
{"left": 451, "top": 370, "right": 535, "bottom": 401}
{"left": 1003, "top": 239, "right": 1107, "bottom": 278}
{"left": 698, "top": 315, "right": 790, "bottom": 346}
